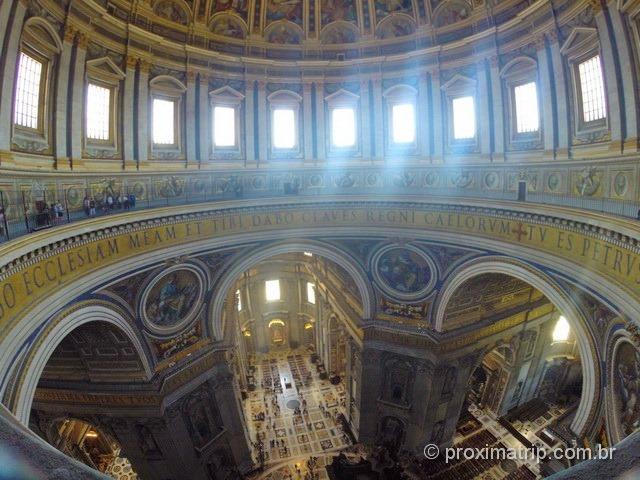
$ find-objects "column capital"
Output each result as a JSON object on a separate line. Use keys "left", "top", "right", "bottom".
{"left": 125, "top": 55, "right": 139, "bottom": 70}
{"left": 186, "top": 70, "right": 198, "bottom": 83}
{"left": 488, "top": 55, "right": 500, "bottom": 69}
{"left": 588, "top": 0, "right": 603, "bottom": 13}
{"left": 428, "top": 68, "right": 440, "bottom": 81}
{"left": 63, "top": 25, "right": 78, "bottom": 43}
{"left": 139, "top": 59, "right": 152, "bottom": 74}
{"left": 76, "top": 32, "right": 90, "bottom": 50}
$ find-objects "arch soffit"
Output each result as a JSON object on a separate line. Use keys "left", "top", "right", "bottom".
{"left": 210, "top": 240, "right": 375, "bottom": 341}
{"left": 433, "top": 256, "right": 601, "bottom": 437}
{"left": 13, "top": 303, "right": 153, "bottom": 425}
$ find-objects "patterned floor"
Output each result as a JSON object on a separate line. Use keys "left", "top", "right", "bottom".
{"left": 243, "top": 349, "right": 352, "bottom": 477}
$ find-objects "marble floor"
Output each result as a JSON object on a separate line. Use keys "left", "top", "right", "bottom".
{"left": 243, "top": 349, "right": 352, "bottom": 478}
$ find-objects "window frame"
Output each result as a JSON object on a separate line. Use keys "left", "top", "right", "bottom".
{"left": 13, "top": 49, "right": 48, "bottom": 134}
{"left": 560, "top": 28, "right": 609, "bottom": 138}
{"left": 267, "top": 90, "right": 302, "bottom": 159}
{"left": 84, "top": 57, "right": 125, "bottom": 152}
{"left": 500, "top": 58, "right": 542, "bottom": 149}
{"left": 325, "top": 88, "right": 360, "bottom": 157}
{"left": 265, "top": 279, "right": 281, "bottom": 302}
{"left": 209, "top": 86, "right": 244, "bottom": 158}
{"left": 441, "top": 74, "right": 478, "bottom": 152}
{"left": 149, "top": 75, "right": 187, "bottom": 157}
{"left": 383, "top": 84, "right": 418, "bottom": 154}
{"left": 306, "top": 281, "right": 316, "bottom": 305}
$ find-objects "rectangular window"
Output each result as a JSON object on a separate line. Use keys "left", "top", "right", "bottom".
{"left": 272, "top": 108, "right": 295, "bottom": 149}
{"left": 331, "top": 107, "right": 356, "bottom": 147}
{"left": 307, "top": 282, "right": 316, "bottom": 304}
{"left": 86, "top": 83, "right": 111, "bottom": 141}
{"left": 578, "top": 55, "right": 607, "bottom": 123}
{"left": 213, "top": 106, "right": 236, "bottom": 147}
{"left": 14, "top": 52, "right": 43, "bottom": 129}
{"left": 153, "top": 98, "right": 175, "bottom": 145}
{"left": 265, "top": 279, "right": 280, "bottom": 302}
{"left": 391, "top": 103, "right": 416, "bottom": 144}
{"left": 236, "top": 289, "right": 242, "bottom": 311}
{"left": 452, "top": 96, "right": 476, "bottom": 140}
{"left": 514, "top": 82, "right": 539, "bottom": 134}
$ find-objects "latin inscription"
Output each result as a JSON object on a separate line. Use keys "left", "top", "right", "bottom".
{"left": 1, "top": 207, "right": 639, "bottom": 332}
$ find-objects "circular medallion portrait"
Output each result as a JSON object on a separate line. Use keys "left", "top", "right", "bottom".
{"left": 140, "top": 265, "right": 205, "bottom": 334}
{"left": 612, "top": 340, "right": 640, "bottom": 439}
{"left": 372, "top": 246, "right": 437, "bottom": 300}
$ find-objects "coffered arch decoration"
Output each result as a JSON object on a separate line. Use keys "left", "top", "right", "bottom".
{"left": 139, "top": 263, "right": 207, "bottom": 336}
{"left": 209, "top": 13, "right": 248, "bottom": 38}
{"left": 10, "top": 303, "right": 154, "bottom": 425}
{"left": 209, "top": 240, "right": 375, "bottom": 342}
{"left": 433, "top": 256, "right": 602, "bottom": 438}
{"left": 371, "top": 244, "right": 437, "bottom": 301}
{"left": 153, "top": 0, "right": 192, "bottom": 25}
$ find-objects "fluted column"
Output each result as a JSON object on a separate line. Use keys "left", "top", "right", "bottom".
{"left": 302, "top": 82, "right": 313, "bottom": 162}
{"left": 488, "top": 56, "right": 504, "bottom": 161}
{"left": 593, "top": 1, "right": 623, "bottom": 152}
{"left": 136, "top": 60, "right": 150, "bottom": 163}
{"left": 244, "top": 79, "right": 255, "bottom": 165}
{"left": 185, "top": 71, "right": 197, "bottom": 168}
{"left": 0, "top": 0, "right": 26, "bottom": 157}
{"left": 430, "top": 70, "right": 444, "bottom": 163}
{"left": 69, "top": 33, "right": 88, "bottom": 167}
{"left": 476, "top": 60, "right": 491, "bottom": 159}
{"left": 123, "top": 56, "right": 137, "bottom": 169}
{"left": 371, "top": 77, "right": 384, "bottom": 161}
{"left": 197, "top": 73, "right": 210, "bottom": 166}
{"left": 54, "top": 26, "right": 75, "bottom": 169}
{"left": 418, "top": 72, "right": 430, "bottom": 160}
{"left": 607, "top": 4, "right": 638, "bottom": 152}
{"left": 257, "top": 80, "right": 268, "bottom": 164}
{"left": 314, "top": 81, "right": 326, "bottom": 162}
{"left": 548, "top": 31, "right": 569, "bottom": 158}
{"left": 536, "top": 35, "right": 555, "bottom": 158}
{"left": 359, "top": 79, "right": 371, "bottom": 160}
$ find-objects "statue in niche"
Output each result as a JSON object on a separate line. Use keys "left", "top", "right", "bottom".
{"left": 137, "top": 425, "right": 161, "bottom": 456}
{"left": 189, "top": 401, "right": 213, "bottom": 446}
{"left": 378, "top": 417, "right": 404, "bottom": 451}
{"left": 615, "top": 342, "right": 640, "bottom": 436}
{"left": 441, "top": 366, "right": 456, "bottom": 396}
{"left": 430, "top": 420, "right": 444, "bottom": 444}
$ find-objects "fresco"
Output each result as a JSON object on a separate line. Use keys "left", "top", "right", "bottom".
{"left": 266, "top": 23, "right": 302, "bottom": 43}
{"left": 266, "top": 0, "right": 303, "bottom": 28}
{"left": 144, "top": 269, "right": 200, "bottom": 328}
{"left": 434, "top": 1, "right": 470, "bottom": 27}
{"left": 376, "top": 15, "right": 415, "bottom": 38}
{"left": 154, "top": 0, "right": 189, "bottom": 24}
{"left": 614, "top": 341, "right": 640, "bottom": 437}
{"left": 211, "top": 0, "right": 249, "bottom": 21}
{"left": 374, "top": 0, "right": 412, "bottom": 24}
{"left": 321, "top": 0, "right": 357, "bottom": 27}
{"left": 376, "top": 248, "right": 432, "bottom": 295}
{"left": 320, "top": 23, "right": 359, "bottom": 43}
{"left": 211, "top": 15, "right": 247, "bottom": 38}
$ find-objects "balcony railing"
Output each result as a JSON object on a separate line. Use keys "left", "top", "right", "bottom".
{"left": 0, "top": 176, "right": 638, "bottom": 243}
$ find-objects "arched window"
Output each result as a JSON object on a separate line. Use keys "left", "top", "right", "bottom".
{"left": 12, "top": 19, "right": 61, "bottom": 153}
{"left": 149, "top": 75, "right": 187, "bottom": 158}
{"left": 325, "top": 88, "right": 360, "bottom": 155}
{"left": 383, "top": 84, "right": 418, "bottom": 153}
{"left": 267, "top": 90, "right": 302, "bottom": 158}
{"left": 501, "top": 57, "right": 542, "bottom": 150}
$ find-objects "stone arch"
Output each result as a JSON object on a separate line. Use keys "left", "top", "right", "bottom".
{"left": 21, "top": 17, "right": 63, "bottom": 53}
{"left": 209, "top": 240, "right": 375, "bottom": 341}
{"left": 433, "top": 256, "right": 600, "bottom": 437}
{"left": 11, "top": 303, "right": 153, "bottom": 425}
{"left": 500, "top": 56, "right": 538, "bottom": 78}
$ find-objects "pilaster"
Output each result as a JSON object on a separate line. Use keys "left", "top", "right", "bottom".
{"left": 360, "top": 79, "right": 372, "bottom": 160}
{"left": 314, "top": 81, "right": 326, "bottom": 162}
{"left": 371, "top": 77, "right": 384, "bottom": 161}
{"left": 136, "top": 60, "right": 150, "bottom": 163}
{"left": 430, "top": 70, "right": 444, "bottom": 163}
{"left": 488, "top": 56, "right": 505, "bottom": 162}
{"left": 123, "top": 55, "right": 137, "bottom": 169}
{"left": 302, "top": 82, "right": 314, "bottom": 162}
{"left": 244, "top": 79, "right": 255, "bottom": 165}
{"left": 54, "top": 26, "right": 75, "bottom": 170}
{"left": 548, "top": 31, "right": 570, "bottom": 159}
{"left": 476, "top": 60, "right": 492, "bottom": 160}
{"left": 69, "top": 33, "right": 88, "bottom": 167}
{"left": 536, "top": 35, "right": 556, "bottom": 159}
{"left": 257, "top": 80, "right": 268, "bottom": 164}
{"left": 185, "top": 70, "right": 197, "bottom": 169}
{"left": 418, "top": 72, "right": 431, "bottom": 160}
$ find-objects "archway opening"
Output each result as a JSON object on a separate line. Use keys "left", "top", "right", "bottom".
{"left": 442, "top": 273, "right": 585, "bottom": 479}
{"left": 224, "top": 251, "right": 364, "bottom": 468}
{"left": 27, "top": 320, "right": 148, "bottom": 478}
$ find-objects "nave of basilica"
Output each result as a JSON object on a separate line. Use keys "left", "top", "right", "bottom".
{"left": 2, "top": 0, "right": 640, "bottom": 478}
